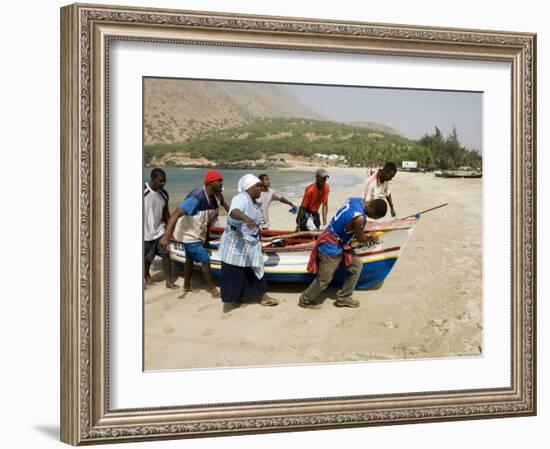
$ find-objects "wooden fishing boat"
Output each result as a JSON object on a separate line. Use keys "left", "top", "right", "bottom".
{"left": 168, "top": 215, "right": 419, "bottom": 290}
{"left": 442, "top": 170, "right": 482, "bottom": 178}
{"left": 439, "top": 166, "right": 482, "bottom": 178}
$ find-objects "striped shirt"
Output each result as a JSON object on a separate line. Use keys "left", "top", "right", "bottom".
{"left": 174, "top": 187, "right": 219, "bottom": 244}
{"left": 218, "top": 192, "right": 264, "bottom": 279}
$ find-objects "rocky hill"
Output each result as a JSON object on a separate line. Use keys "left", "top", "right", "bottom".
{"left": 144, "top": 78, "right": 326, "bottom": 145}
{"left": 346, "top": 121, "right": 400, "bottom": 136}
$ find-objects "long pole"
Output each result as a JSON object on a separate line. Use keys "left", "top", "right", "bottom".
{"left": 403, "top": 203, "right": 448, "bottom": 219}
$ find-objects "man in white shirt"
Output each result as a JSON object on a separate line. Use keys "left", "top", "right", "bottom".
{"left": 363, "top": 161, "right": 397, "bottom": 218}
{"left": 144, "top": 168, "right": 177, "bottom": 289}
{"left": 257, "top": 174, "right": 296, "bottom": 229}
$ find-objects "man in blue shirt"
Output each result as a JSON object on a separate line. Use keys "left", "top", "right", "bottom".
{"left": 160, "top": 170, "right": 229, "bottom": 298}
{"left": 299, "top": 198, "right": 387, "bottom": 309}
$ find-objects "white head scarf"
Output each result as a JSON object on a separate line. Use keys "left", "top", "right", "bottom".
{"left": 237, "top": 174, "right": 261, "bottom": 193}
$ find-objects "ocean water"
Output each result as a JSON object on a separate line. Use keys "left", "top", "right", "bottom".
{"left": 143, "top": 167, "right": 363, "bottom": 210}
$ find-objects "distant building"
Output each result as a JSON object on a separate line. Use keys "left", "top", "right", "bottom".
{"left": 400, "top": 161, "right": 419, "bottom": 172}
{"left": 268, "top": 154, "right": 286, "bottom": 163}
{"left": 312, "top": 153, "right": 347, "bottom": 165}
{"left": 402, "top": 161, "right": 418, "bottom": 169}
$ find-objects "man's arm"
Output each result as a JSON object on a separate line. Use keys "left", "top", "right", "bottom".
{"left": 351, "top": 216, "right": 378, "bottom": 244}
{"left": 278, "top": 195, "right": 296, "bottom": 208}
{"left": 295, "top": 206, "right": 306, "bottom": 230}
{"left": 162, "top": 203, "right": 170, "bottom": 224}
{"left": 296, "top": 187, "right": 309, "bottom": 230}
{"left": 386, "top": 193, "right": 396, "bottom": 217}
{"left": 230, "top": 208, "right": 256, "bottom": 229}
{"left": 159, "top": 208, "right": 186, "bottom": 247}
{"left": 321, "top": 203, "right": 328, "bottom": 227}
{"left": 217, "top": 193, "right": 230, "bottom": 212}
{"left": 363, "top": 179, "right": 374, "bottom": 202}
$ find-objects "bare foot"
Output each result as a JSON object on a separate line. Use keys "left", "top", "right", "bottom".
{"left": 210, "top": 287, "right": 220, "bottom": 298}
{"left": 145, "top": 276, "right": 155, "bottom": 286}
{"left": 183, "top": 286, "right": 200, "bottom": 293}
{"left": 165, "top": 281, "right": 179, "bottom": 289}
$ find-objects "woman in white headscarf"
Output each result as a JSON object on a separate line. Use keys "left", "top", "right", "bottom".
{"left": 218, "top": 174, "right": 279, "bottom": 310}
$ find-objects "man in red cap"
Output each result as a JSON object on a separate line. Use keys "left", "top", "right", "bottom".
{"left": 160, "top": 170, "right": 229, "bottom": 297}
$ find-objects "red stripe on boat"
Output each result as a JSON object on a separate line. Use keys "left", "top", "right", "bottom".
{"left": 357, "top": 246, "right": 401, "bottom": 257}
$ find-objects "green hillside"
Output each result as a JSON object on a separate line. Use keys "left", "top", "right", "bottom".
{"left": 144, "top": 118, "right": 482, "bottom": 170}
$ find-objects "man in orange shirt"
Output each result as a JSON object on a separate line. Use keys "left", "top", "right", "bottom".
{"left": 296, "top": 168, "right": 330, "bottom": 231}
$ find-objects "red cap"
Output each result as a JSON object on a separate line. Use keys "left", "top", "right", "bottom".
{"left": 204, "top": 170, "right": 223, "bottom": 185}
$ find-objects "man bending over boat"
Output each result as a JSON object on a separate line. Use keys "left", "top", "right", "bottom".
{"left": 363, "top": 161, "right": 397, "bottom": 218}
{"left": 295, "top": 168, "right": 330, "bottom": 231}
{"left": 298, "top": 198, "right": 387, "bottom": 309}
{"left": 160, "top": 170, "right": 229, "bottom": 298}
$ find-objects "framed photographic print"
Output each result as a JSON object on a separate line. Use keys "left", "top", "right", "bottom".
{"left": 60, "top": 3, "right": 536, "bottom": 445}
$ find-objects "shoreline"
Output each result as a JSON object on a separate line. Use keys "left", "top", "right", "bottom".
{"left": 148, "top": 164, "right": 367, "bottom": 213}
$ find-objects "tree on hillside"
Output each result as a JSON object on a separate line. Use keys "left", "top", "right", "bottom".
{"left": 419, "top": 126, "right": 481, "bottom": 170}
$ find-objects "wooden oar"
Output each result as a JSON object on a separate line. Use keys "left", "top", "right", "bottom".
{"left": 262, "top": 230, "right": 322, "bottom": 242}
{"left": 209, "top": 231, "right": 321, "bottom": 248}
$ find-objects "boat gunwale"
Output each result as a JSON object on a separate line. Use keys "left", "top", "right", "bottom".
{"left": 169, "top": 220, "right": 417, "bottom": 254}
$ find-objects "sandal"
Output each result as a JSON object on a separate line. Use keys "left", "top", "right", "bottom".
{"left": 260, "top": 296, "right": 280, "bottom": 306}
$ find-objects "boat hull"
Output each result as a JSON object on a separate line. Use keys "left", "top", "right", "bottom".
{"left": 171, "top": 252, "right": 398, "bottom": 289}
{"left": 442, "top": 170, "right": 482, "bottom": 178}
{"left": 169, "top": 217, "right": 416, "bottom": 290}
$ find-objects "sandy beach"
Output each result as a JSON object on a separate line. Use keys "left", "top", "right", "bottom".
{"left": 144, "top": 168, "right": 482, "bottom": 370}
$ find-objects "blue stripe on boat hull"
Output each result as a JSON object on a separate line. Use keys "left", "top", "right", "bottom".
{"left": 174, "top": 258, "right": 397, "bottom": 290}
{"left": 353, "top": 258, "right": 397, "bottom": 289}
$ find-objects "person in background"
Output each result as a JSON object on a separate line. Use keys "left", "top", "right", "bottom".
{"left": 144, "top": 168, "right": 177, "bottom": 289}
{"left": 295, "top": 168, "right": 330, "bottom": 231}
{"left": 257, "top": 173, "right": 296, "bottom": 230}
{"left": 298, "top": 198, "right": 387, "bottom": 309}
{"left": 160, "top": 170, "right": 228, "bottom": 298}
{"left": 363, "top": 161, "right": 397, "bottom": 218}
{"left": 218, "top": 174, "right": 280, "bottom": 311}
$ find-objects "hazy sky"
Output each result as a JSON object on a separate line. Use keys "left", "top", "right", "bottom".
{"left": 285, "top": 84, "right": 482, "bottom": 151}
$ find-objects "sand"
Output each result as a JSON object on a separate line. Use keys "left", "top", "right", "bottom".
{"left": 144, "top": 168, "right": 482, "bottom": 370}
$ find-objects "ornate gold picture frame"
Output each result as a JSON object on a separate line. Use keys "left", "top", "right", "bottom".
{"left": 60, "top": 3, "right": 536, "bottom": 445}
